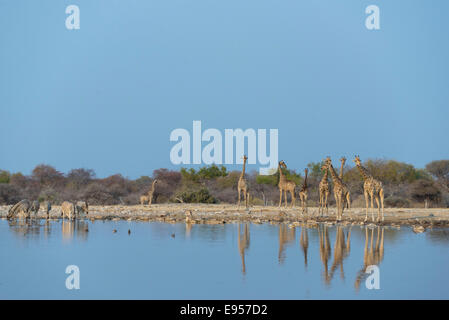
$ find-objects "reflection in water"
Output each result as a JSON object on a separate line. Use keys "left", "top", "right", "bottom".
{"left": 185, "top": 222, "right": 192, "bottom": 238}
{"left": 278, "top": 224, "right": 295, "bottom": 264}
{"left": 238, "top": 224, "right": 250, "bottom": 275}
{"left": 299, "top": 224, "right": 309, "bottom": 269}
{"left": 330, "top": 226, "right": 351, "bottom": 281}
{"left": 355, "top": 227, "right": 384, "bottom": 291}
{"left": 8, "top": 219, "right": 51, "bottom": 239}
{"left": 318, "top": 225, "right": 332, "bottom": 285}
{"left": 62, "top": 220, "right": 89, "bottom": 241}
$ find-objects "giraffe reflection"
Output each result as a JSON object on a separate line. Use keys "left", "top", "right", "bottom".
{"left": 62, "top": 220, "right": 89, "bottom": 241}
{"left": 318, "top": 225, "right": 332, "bottom": 285}
{"left": 299, "top": 224, "right": 309, "bottom": 269}
{"left": 278, "top": 224, "right": 295, "bottom": 264}
{"left": 238, "top": 224, "right": 250, "bottom": 275}
{"left": 355, "top": 226, "right": 384, "bottom": 291}
{"left": 329, "top": 226, "right": 351, "bottom": 281}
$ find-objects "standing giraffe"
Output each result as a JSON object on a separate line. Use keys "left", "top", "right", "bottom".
{"left": 353, "top": 155, "right": 385, "bottom": 222}
{"left": 298, "top": 168, "right": 308, "bottom": 214}
{"left": 325, "top": 157, "right": 351, "bottom": 221}
{"left": 318, "top": 164, "right": 330, "bottom": 216}
{"left": 339, "top": 157, "right": 351, "bottom": 214}
{"left": 147, "top": 179, "right": 158, "bottom": 205}
{"left": 237, "top": 155, "right": 249, "bottom": 208}
{"left": 278, "top": 160, "right": 296, "bottom": 208}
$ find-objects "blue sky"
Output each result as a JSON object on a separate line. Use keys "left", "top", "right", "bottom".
{"left": 1, "top": 0, "right": 448, "bottom": 178}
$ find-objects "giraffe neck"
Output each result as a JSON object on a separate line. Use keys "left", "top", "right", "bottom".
{"left": 303, "top": 170, "right": 308, "bottom": 188}
{"left": 151, "top": 180, "right": 157, "bottom": 192}
{"left": 278, "top": 163, "right": 286, "bottom": 182}
{"left": 339, "top": 162, "right": 345, "bottom": 180}
{"left": 322, "top": 168, "right": 328, "bottom": 182}
{"left": 240, "top": 158, "right": 247, "bottom": 179}
{"left": 356, "top": 164, "right": 372, "bottom": 181}
{"left": 328, "top": 163, "right": 342, "bottom": 185}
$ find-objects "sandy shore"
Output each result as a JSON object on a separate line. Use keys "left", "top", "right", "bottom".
{"left": 1, "top": 204, "right": 449, "bottom": 230}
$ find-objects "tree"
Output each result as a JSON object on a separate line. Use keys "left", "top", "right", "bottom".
{"left": 0, "top": 184, "right": 21, "bottom": 204}
{"left": 32, "top": 164, "right": 65, "bottom": 188}
{"left": 0, "top": 170, "right": 10, "bottom": 184}
{"left": 410, "top": 180, "right": 441, "bottom": 205}
{"left": 67, "top": 168, "right": 96, "bottom": 189}
{"left": 426, "top": 160, "right": 449, "bottom": 189}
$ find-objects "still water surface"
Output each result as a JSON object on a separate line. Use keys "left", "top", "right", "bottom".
{"left": 1, "top": 219, "right": 448, "bottom": 299}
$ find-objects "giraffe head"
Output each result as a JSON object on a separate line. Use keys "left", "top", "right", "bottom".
{"left": 353, "top": 155, "right": 362, "bottom": 166}
{"left": 324, "top": 156, "right": 332, "bottom": 167}
{"left": 242, "top": 155, "right": 248, "bottom": 161}
{"left": 321, "top": 164, "right": 327, "bottom": 172}
{"left": 340, "top": 157, "right": 346, "bottom": 165}
{"left": 304, "top": 168, "right": 308, "bottom": 174}
{"left": 279, "top": 160, "right": 287, "bottom": 169}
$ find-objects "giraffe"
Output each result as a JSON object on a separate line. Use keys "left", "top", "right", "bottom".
{"left": 298, "top": 168, "right": 309, "bottom": 214}
{"left": 353, "top": 155, "right": 385, "bottom": 222}
{"left": 278, "top": 160, "right": 296, "bottom": 208}
{"left": 237, "top": 155, "right": 249, "bottom": 208}
{"left": 318, "top": 164, "right": 330, "bottom": 216}
{"left": 325, "top": 157, "right": 351, "bottom": 221}
{"left": 339, "top": 157, "right": 351, "bottom": 214}
{"left": 147, "top": 179, "right": 158, "bottom": 206}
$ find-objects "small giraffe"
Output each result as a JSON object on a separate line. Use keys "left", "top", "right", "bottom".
{"left": 237, "top": 155, "right": 249, "bottom": 208}
{"left": 353, "top": 155, "right": 385, "bottom": 222}
{"left": 339, "top": 157, "right": 351, "bottom": 214}
{"left": 319, "top": 164, "right": 330, "bottom": 216}
{"left": 147, "top": 179, "right": 158, "bottom": 206}
{"left": 298, "top": 168, "right": 308, "bottom": 214}
{"left": 325, "top": 157, "right": 351, "bottom": 221}
{"left": 278, "top": 160, "right": 296, "bottom": 208}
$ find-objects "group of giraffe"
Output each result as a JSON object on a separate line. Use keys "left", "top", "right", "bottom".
{"left": 238, "top": 155, "right": 385, "bottom": 222}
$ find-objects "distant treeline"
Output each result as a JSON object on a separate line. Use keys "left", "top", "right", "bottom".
{"left": 0, "top": 159, "right": 448, "bottom": 208}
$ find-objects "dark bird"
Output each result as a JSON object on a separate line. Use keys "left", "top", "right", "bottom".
{"left": 113, "top": 229, "right": 117, "bottom": 233}
{"left": 171, "top": 233, "right": 175, "bottom": 238}
{"left": 128, "top": 229, "right": 131, "bottom": 235}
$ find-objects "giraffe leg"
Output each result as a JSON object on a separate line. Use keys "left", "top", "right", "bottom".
{"left": 364, "top": 191, "right": 369, "bottom": 222}
{"left": 346, "top": 192, "right": 352, "bottom": 220}
{"left": 279, "top": 190, "right": 283, "bottom": 207}
{"left": 284, "top": 190, "right": 288, "bottom": 208}
{"left": 325, "top": 192, "right": 329, "bottom": 216}
{"left": 304, "top": 194, "right": 307, "bottom": 213}
{"left": 238, "top": 189, "right": 241, "bottom": 207}
{"left": 370, "top": 192, "right": 375, "bottom": 222}
{"left": 291, "top": 190, "right": 295, "bottom": 208}
{"left": 375, "top": 194, "right": 380, "bottom": 222}
{"left": 380, "top": 188, "right": 385, "bottom": 221}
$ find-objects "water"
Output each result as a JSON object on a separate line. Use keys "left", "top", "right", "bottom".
{"left": 0, "top": 219, "right": 448, "bottom": 299}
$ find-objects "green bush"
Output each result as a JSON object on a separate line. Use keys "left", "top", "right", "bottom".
{"left": 175, "top": 188, "right": 217, "bottom": 203}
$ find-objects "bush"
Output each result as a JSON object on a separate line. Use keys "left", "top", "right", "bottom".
{"left": 174, "top": 188, "right": 217, "bottom": 203}
{"left": 0, "top": 184, "right": 22, "bottom": 204}
{"left": 385, "top": 196, "right": 410, "bottom": 208}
